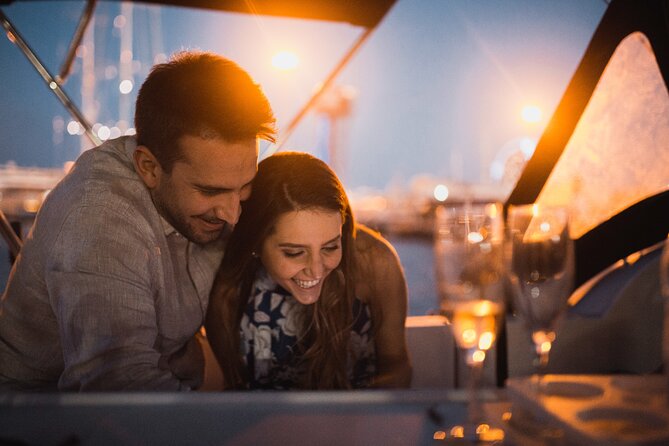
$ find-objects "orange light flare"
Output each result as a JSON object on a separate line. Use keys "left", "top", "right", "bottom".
{"left": 271, "top": 50, "right": 299, "bottom": 71}
{"left": 433, "top": 431, "right": 447, "bottom": 440}
{"left": 532, "top": 331, "right": 556, "bottom": 354}
{"left": 472, "top": 350, "right": 486, "bottom": 364}
{"left": 450, "top": 426, "right": 465, "bottom": 438}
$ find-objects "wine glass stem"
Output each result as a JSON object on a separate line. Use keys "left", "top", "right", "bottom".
{"left": 467, "top": 357, "right": 484, "bottom": 427}
{"left": 534, "top": 342, "right": 551, "bottom": 391}
{"left": 538, "top": 349, "right": 550, "bottom": 370}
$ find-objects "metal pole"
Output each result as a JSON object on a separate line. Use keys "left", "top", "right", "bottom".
{"left": 269, "top": 26, "right": 376, "bottom": 154}
{"left": 0, "top": 209, "right": 22, "bottom": 260}
{"left": 0, "top": 8, "right": 101, "bottom": 146}
{"left": 57, "top": 0, "right": 97, "bottom": 84}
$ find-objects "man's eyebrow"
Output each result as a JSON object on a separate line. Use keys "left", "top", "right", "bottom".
{"left": 194, "top": 184, "right": 231, "bottom": 192}
{"left": 193, "top": 179, "right": 253, "bottom": 192}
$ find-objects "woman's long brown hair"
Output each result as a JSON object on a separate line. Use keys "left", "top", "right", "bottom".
{"left": 205, "top": 151, "right": 357, "bottom": 389}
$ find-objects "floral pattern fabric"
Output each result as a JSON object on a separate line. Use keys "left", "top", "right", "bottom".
{"left": 240, "top": 268, "right": 377, "bottom": 389}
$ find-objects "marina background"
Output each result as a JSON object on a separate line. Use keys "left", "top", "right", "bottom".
{"left": 0, "top": 1, "right": 607, "bottom": 312}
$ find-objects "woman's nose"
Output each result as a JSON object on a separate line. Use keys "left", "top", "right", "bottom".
{"left": 305, "top": 254, "right": 324, "bottom": 278}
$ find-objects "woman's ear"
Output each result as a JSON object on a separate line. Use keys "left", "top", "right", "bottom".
{"left": 133, "top": 145, "right": 162, "bottom": 189}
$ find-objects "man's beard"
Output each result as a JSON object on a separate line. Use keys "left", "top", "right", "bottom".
{"left": 151, "top": 190, "right": 225, "bottom": 245}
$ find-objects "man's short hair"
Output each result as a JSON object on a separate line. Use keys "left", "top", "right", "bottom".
{"left": 135, "top": 51, "right": 276, "bottom": 171}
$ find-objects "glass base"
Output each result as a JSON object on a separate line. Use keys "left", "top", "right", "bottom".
{"left": 433, "top": 423, "right": 505, "bottom": 444}
{"left": 530, "top": 374, "right": 604, "bottom": 398}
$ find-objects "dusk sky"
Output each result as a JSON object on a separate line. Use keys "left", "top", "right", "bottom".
{"left": 0, "top": 0, "right": 606, "bottom": 192}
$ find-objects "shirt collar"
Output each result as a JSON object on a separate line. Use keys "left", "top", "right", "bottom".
{"left": 160, "top": 216, "right": 179, "bottom": 237}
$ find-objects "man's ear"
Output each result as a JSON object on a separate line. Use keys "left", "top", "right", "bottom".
{"left": 134, "top": 145, "right": 162, "bottom": 189}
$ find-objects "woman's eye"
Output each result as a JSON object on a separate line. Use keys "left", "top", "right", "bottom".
{"left": 323, "top": 245, "right": 341, "bottom": 253}
{"left": 282, "top": 251, "right": 303, "bottom": 258}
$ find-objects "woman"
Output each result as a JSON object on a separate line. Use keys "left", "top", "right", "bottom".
{"left": 205, "top": 152, "right": 411, "bottom": 390}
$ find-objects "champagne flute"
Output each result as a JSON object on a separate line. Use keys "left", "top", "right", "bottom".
{"left": 433, "top": 202, "right": 505, "bottom": 443}
{"left": 506, "top": 204, "right": 574, "bottom": 390}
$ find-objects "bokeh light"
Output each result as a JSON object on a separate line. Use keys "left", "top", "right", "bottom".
{"left": 433, "top": 184, "right": 449, "bottom": 201}
{"left": 97, "top": 125, "right": 111, "bottom": 141}
{"left": 67, "top": 120, "right": 80, "bottom": 136}
{"left": 119, "top": 79, "right": 133, "bottom": 94}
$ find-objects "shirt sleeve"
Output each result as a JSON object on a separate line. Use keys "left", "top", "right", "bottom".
{"left": 45, "top": 203, "right": 187, "bottom": 391}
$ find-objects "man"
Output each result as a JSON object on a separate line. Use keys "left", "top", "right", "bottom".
{"left": 0, "top": 51, "right": 276, "bottom": 391}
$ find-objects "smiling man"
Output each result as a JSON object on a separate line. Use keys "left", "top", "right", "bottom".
{"left": 0, "top": 52, "right": 276, "bottom": 391}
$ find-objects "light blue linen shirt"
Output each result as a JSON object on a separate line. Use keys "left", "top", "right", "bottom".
{"left": 0, "top": 136, "right": 224, "bottom": 391}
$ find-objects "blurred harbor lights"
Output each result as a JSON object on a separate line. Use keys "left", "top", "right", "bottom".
{"left": 433, "top": 184, "right": 449, "bottom": 202}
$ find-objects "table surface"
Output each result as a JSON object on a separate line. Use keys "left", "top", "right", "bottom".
{"left": 0, "top": 388, "right": 483, "bottom": 446}
{"left": 505, "top": 374, "right": 669, "bottom": 446}
{"left": 1, "top": 375, "right": 666, "bottom": 446}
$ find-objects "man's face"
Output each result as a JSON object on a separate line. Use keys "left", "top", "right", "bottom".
{"left": 151, "top": 134, "right": 258, "bottom": 245}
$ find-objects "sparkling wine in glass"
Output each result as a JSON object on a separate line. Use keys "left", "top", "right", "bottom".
{"left": 506, "top": 204, "right": 574, "bottom": 388}
{"left": 433, "top": 202, "right": 505, "bottom": 443}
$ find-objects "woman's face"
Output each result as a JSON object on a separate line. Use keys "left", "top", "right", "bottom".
{"left": 260, "top": 209, "right": 343, "bottom": 305}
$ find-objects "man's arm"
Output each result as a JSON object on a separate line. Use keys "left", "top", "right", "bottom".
{"left": 47, "top": 204, "right": 192, "bottom": 391}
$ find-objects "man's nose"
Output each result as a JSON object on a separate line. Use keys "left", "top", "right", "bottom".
{"left": 214, "top": 193, "right": 242, "bottom": 225}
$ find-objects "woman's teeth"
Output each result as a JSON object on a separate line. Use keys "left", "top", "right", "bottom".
{"left": 294, "top": 278, "right": 320, "bottom": 289}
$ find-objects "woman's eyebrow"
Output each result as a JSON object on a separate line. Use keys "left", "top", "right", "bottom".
{"left": 278, "top": 243, "right": 305, "bottom": 248}
{"left": 322, "top": 235, "right": 342, "bottom": 245}
{"left": 278, "top": 235, "right": 341, "bottom": 249}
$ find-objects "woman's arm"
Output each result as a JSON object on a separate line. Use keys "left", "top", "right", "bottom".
{"left": 355, "top": 225, "right": 412, "bottom": 388}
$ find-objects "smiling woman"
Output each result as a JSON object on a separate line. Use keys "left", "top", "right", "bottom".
{"left": 260, "top": 209, "right": 344, "bottom": 305}
{"left": 205, "top": 151, "right": 412, "bottom": 390}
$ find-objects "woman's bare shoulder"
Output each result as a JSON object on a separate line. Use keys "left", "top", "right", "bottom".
{"left": 355, "top": 224, "right": 397, "bottom": 259}
{"left": 353, "top": 224, "right": 403, "bottom": 285}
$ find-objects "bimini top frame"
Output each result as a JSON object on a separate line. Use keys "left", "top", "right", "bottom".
{"left": 0, "top": 0, "right": 397, "bottom": 148}
{"left": 0, "top": 0, "right": 397, "bottom": 254}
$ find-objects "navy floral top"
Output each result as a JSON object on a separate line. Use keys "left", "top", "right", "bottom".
{"left": 240, "top": 268, "right": 377, "bottom": 389}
